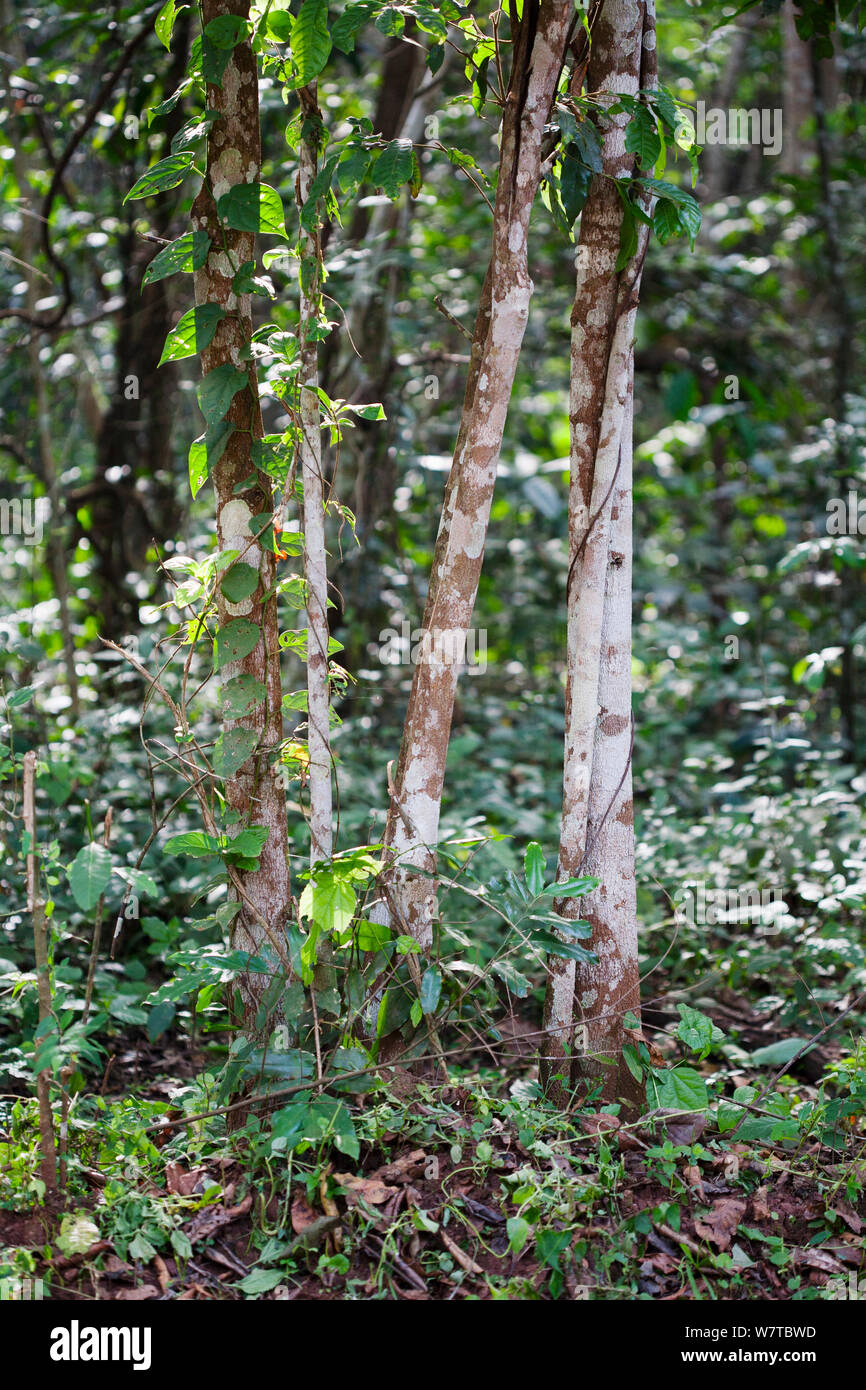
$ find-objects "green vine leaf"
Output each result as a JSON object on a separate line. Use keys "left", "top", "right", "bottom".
{"left": 159, "top": 305, "right": 225, "bottom": 364}
{"left": 217, "top": 182, "right": 288, "bottom": 237}
{"left": 291, "top": 0, "right": 332, "bottom": 84}
{"left": 124, "top": 151, "right": 195, "bottom": 202}
{"left": 142, "top": 231, "right": 210, "bottom": 287}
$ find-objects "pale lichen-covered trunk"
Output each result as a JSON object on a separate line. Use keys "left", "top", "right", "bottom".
{"left": 193, "top": 0, "right": 290, "bottom": 1034}
{"left": 382, "top": 0, "right": 576, "bottom": 950}
{"left": 298, "top": 89, "right": 333, "bottom": 868}
{"left": 542, "top": 0, "right": 656, "bottom": 1107}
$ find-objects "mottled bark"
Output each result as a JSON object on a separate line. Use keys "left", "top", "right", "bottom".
{"left": 192, "top": 0, "right": 290, "bottom": 1036}
{"left": 382, "top": 0, "right": 576, "bottom": 950}
{"left": 542, "top": 0, "right": 655, "bottom": 1108}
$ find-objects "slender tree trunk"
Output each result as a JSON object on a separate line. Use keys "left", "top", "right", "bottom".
{"left": 192, "top": 0, "right": 290, "bottom": 1038}
{"left": 381, "top": 0, "right": 576, "bottom": 950}
{"left": 23, "top": 751, "right": 58, "bottom": 1192}
{"left": 542, "top": 0, "right": 655, "bottom": 1108}
{"left": 298, "top": 87, "right": 333, "bottom": 868}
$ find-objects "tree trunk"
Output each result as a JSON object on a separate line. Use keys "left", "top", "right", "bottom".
{"left": 298, "top": 88, "right": 333, "bottom": 868}
{"left": 192, "top": 0, "right": 290, "bottom": 1039}
{"left": 381, "top": 0, "right": 576, "bottom": 951}
{"left": 542, "top": 0, "right": 655, "bottom": 1109}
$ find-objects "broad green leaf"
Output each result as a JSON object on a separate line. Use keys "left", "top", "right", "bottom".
{"left": 238, "top": 1267, "right": 286, "bottom": 1294}
{"left": 147, "top": 1001, "right": 176, "bottom": 1042}
{"left": 419, "top": 966, "right": 441, "bottom": 1015}
{"left": 749, "top": 1038, "right": 811, "bottom": 1067}
{"left": 374, "top": 139, "right": 414, "bottom": 198}
{"left": 124, "top": 151, "right": 194, "bottom": 202}
{"left": 221, "top": 673, "right": 266, "bottom": 718}
{"left": 221, "top": 562, "right": 260, "bottom": 603}
{"left": 676, "top": 1003, "right": 725, "bottom": 1057}
{"left": 163, "top": 831, "right": 221, "bottom": 857}
{"left": 227, "top": 827, "right": 270, "bottom": 859}
{"left": 67, "top": 843, "right": 113, "bottom": 912}
{"left": 523, "top": 841, "right": 545, "bottom": 896}
{"left": 215, "top": 618, "right": 261, "bottom": 668}
{"left": 507, "top": 1216, "right": 531, "bottom": 1254}
{"left": 197, "top": 364, "right": 248, "bottom": 428}
{"left": 204, "top": 13, "right": 248, "bottom": 47}
{"left": 213, "top": 727, "right": 260, "bottom": 778}
{"left": 159, "top": 305, "right": 225, "bottom": 364}
{"left": 155, "top": 0, "right": 187, "bottom": 50}
{"left": 541, "top": 875, "right": 598, "bottom": 898}
{"left": 292, "top": 0, "right": 332, "bottom": 84}
{"left": 625, "top": 104, "right": 662, "bottom": 169}
{"left": 652, "top": 1065, "right": 708, "bottom": 1112}
{"left": 217, "top": 182, "right": 287, "bottom": 236}
{"left": 490, "top": 959, "right": 531, "bottom": 997}
{"left": 142, "top": 231, "right": 210, "bottom": 286}
{"left": 188, "top": 419, "right": 233, "bottom": 498}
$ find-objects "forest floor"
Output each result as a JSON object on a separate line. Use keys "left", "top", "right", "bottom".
{"left": 3, "top": 985, "right": 865, "bottom": 1302}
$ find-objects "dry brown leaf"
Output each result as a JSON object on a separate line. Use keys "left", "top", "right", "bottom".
{"left": 291, "top": 1193, "right": 318, "bottom": 1233}
{"left": 115, "top": 1285, "right": 160, "bottom": 1301}
{"left": 374, "top": 1149, "right": 427, "bottom": 1182}
{"left": 750, "top": 1186, "right": 772, "bottom": 1221}
{"left": 440, "top": 1228, "right": 483, "bottom": 1276}
{"left": 683, "top": 1165, "right": 705, "bottom": 1198}
{"left": 334, "top": 1172, "right": 398, "bottom": 1206}
{"left": 694, "top": 1198, "right": 747, "bottom": 1251}
{"left": 152, "top": 1253, "right": 170, "bottom": 1293}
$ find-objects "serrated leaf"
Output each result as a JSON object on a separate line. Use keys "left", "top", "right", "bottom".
{"left": 124, "top": 151, "right": 194, "bottom": 202}
{"left": 625, "top": 105, "right": 662, "bottom": 169}
{"left": 374, "top": 139, "right": 414, "bottom": 198}
{"left": 67, "top": 843, "right": 113, "bottom": 912}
